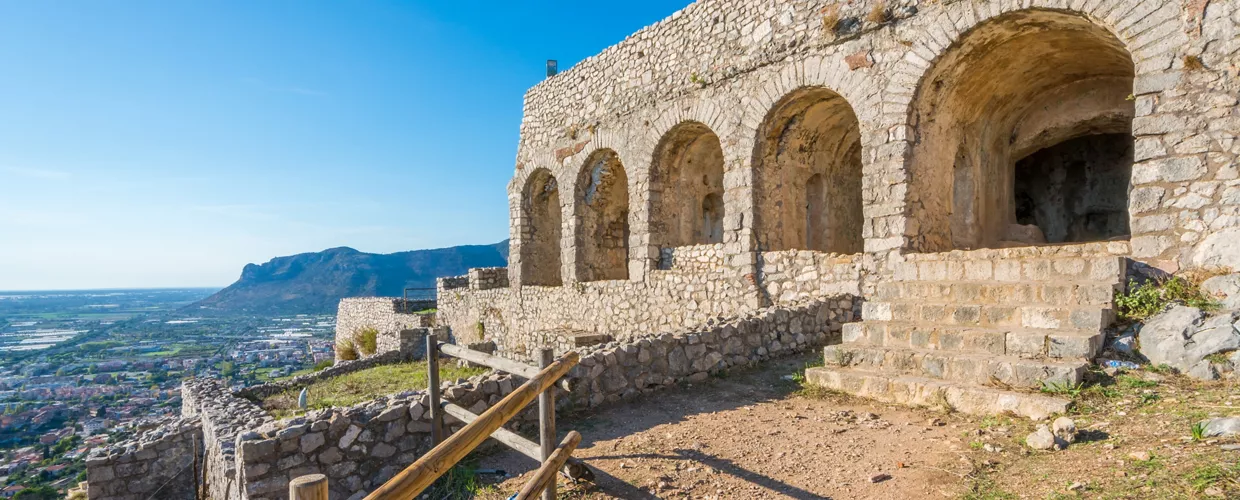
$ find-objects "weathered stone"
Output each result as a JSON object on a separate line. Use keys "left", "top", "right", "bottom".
{"left": 339, "top": 425, "right": 362, "bottom": 449}
{"left": 300, "top": 432, "right": 326, "bottom": 454}
{"left": 1052, "top": 417, "right": 1077, "bottom": 443}
{"left": 1201, "top": 274, "right": 1240, "bottom": 310}
{"left": 1201, "top": 417, "right": 1240, "bottom": 438}
{"left": 1140, "top": 306, "right": 1240, "bottom": 379}
{"left": 1026, "top": 425, "right": 1057, "bottom": 450}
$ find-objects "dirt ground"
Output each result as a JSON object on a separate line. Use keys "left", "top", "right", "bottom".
{"left": 477, "top": 355, "right": 965, "bottom": 499}
{"left": 470, "top": 353, "right": 1239, "bottom": 500}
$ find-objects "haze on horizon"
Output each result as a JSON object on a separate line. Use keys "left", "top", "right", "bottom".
{"left": 0, "top": 0, "right": 690, "bottom": 291}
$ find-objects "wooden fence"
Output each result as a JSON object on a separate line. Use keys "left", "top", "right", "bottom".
{"left": 291, "top": 334, "right": 590, "bottom": 500}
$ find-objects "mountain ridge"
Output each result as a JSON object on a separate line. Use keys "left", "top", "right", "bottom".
{"left": 191, "top": 241, "right": 509, "bottom": 315}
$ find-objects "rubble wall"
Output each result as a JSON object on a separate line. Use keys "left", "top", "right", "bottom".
{"left": 85, "top": 417, "right": 201, "bottom": 500}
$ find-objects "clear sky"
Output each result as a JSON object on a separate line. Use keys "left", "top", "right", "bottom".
{"left": 0, "top": 0, "right": 692, "bottom": 291}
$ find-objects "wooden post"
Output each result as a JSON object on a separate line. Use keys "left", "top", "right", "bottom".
{"left": 364, "top": 352, "right": 579, "bottom": 500}
{"left": 289, "top": 474, "right": 328, "bottom": 500}
{"left": 515, "top": 431, "right": 582, "bottom": 500}
{"left": 538, "top": 347, "right": 556, "bottom": 500}
{"left": 427, "top": 333, "right": 444, "bottom": 445}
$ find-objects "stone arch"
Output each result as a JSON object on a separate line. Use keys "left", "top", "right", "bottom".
{"left": 518, "top": 168, "right": 563, "bottom": 286}
{"left": 650, "top": 121, "right": 727, "bottom": 249}
{"left": 574, "top": 149, "right": 630, "bottom": 282}
{"left": 901, "top": 8, "right": 1141, "bottom": 251}
{"left": 752, "top": 86, "right": 864, "bottom": 253}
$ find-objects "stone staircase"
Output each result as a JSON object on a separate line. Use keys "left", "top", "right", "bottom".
{"left": 806, "top": 245, "right": 1128, "bottom": 419}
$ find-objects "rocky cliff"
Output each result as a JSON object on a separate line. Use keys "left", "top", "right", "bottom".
{"left": 190, "top": 241, "right": 508, "bottom": 315}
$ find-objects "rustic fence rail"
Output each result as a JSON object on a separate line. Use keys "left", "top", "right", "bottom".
{"left": 291, "top": 335, "right": 589, "bottom": 500}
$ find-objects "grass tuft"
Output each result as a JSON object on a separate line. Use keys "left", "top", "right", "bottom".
{"left": 354, "top": 326, "right": 379, "bottom": 356}
{"left": 335, "top": 338, "right": 359, "bottom": 361}
{"left": 866, "top": 1, "right": 890, "bottom": 24}
{"left": 1190, "top": 421, "right": 1206, "bottom": 442}
{"left": 1183, "top": 55, "right": 1205, "bottom": 71}
{"left": 820, "top": 4, "right": 841, "bottom": 34}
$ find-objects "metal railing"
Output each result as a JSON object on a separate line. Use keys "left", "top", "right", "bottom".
{"left": 400, "top": 287, "right": 437, "bottom": 313}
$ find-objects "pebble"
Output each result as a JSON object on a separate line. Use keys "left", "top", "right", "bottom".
{"left": 1128, "top": 451, "right": 1151, "bottom": 461}
{"left": 869, "top": 473, "right": 891, "bottom": 483}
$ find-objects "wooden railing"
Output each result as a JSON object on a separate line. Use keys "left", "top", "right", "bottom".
{"left": 291, "top": 335, "right": 589, "bottom": 500}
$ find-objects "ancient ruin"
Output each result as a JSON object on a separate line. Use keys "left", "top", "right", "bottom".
{"left": 86, "top": 0, "right": 1239, "bottom": 498}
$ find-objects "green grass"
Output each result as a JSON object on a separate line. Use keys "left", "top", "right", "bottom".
{"left": 1040, "top": 380, "right": 1084, "bottom": 397}
{"left": 1115, "top": 275, "right": 1220, "bottom": 322}
{"left": 1117, "top": 375, "right": 1159, "bottom": 389}
{"left": 262, "top": 361, "right": 488, "bottom": 417}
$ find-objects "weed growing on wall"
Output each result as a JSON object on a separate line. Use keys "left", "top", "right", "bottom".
{"left": 354, "top": 326, "right": 379, "bottom": 356}
{"left": 1115, "top": 275, "right": 1220, "bottom": 321}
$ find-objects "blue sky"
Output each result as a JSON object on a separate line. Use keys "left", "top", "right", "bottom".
{"left": 0, "top": 0, "right": 691, "bottom": 290}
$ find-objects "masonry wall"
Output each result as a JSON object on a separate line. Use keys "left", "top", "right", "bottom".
{"left": 438, "top": 244, "right": 861, "bottom": 358}
{"left": 335, "top": 298, "right": 435, "bottom": 362}
{"left": 183, "top": 378, "right": 276, "bottom": 500}
{"left": 85, "top": 417, "right": 201, "bottom": 500}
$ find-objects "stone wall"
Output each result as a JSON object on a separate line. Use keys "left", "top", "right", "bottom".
{"left": 335, "top": 298, "right": 435, "bottom": 362}
{"left": 85, "top": 417, "right": 201, "bottom": 500}
{"left": 439, "top": 242, "right": 861, "bottom": 358}
{"left": 502, "top": 0, "right": 1238, "bottom": 284}
{"left": 183, "top": 378, "right": 276, "bottom": 500}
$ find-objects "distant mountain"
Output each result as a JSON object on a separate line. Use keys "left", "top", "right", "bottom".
{"left": 191, "top": 241, "right": 509, "bottom": 315}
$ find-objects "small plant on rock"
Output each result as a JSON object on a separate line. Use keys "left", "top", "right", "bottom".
{"left": 867, "top": 1, "right": 890, "bottom": 24}
{"left": 335, "top": 339, "right": 359, "bottom": 361}
{"left": 820, "top": 4, "right": 841, "bottom": 34}
{"left": 1115, "top": 275, "right": 1220, "bottom": 321}
{"left": 353, "top": 326, "right": 379, "bottom": 356}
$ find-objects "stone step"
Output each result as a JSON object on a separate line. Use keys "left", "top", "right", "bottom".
{"left": 861, "top": 301, "right": 1113, "bottom": 331}
{"left": 805, "top": 366, "right": 1071, "bottom": 420}
{"left": 842, "top": 321, "right": 1104, "bottom": 359}
{"left": 872, "top": 280, "right": 1117, "bottom": 308}
{"left": 893, "top": 252, "right": 1126, "bottom": 285}
{"left": 823, "top": 344, "right": 1087, "bottom": 389}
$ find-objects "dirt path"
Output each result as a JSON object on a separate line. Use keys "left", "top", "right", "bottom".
{"left": 477, "top": 354, "right": 968, "bottom": 499}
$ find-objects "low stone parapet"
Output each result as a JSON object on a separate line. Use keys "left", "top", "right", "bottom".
{"left": 86, "top": 416, "right": 202, "bottom": 500}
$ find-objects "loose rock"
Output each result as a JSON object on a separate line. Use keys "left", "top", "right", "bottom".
{"left": 1026, "top": 425, "right": 1056, "bottom": 451}
{"left": 1052, "top": 417, "right": 1077, "bottom": 443}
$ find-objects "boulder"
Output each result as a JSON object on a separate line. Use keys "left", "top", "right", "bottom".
{"left": 1200, "top": 417, "right": 1240, "bottom": 438}
{"left": 1026, "top": 425, "right": 1057, "bottom": 450}
{"left": 1201, "top": 273, "right": 1240, "bottom": 311}
{"left": 1191, "top": 229, "right": 1240, "bottom": 271}
{"left": 1139, "top": 306, "right": 1240, "bottom": 380}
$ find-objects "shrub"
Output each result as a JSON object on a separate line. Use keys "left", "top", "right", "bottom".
{"left": 353, "top": 327, "right": 379, "bottom": 356}
{"left": 335, "top": 339, "right": 358, "bottom": 361}
{"left": 313, "top": 359, "right": 334, "bottom": 371}
{"left": 1115, "top": 275, "right": 1220, "bottom": 321}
